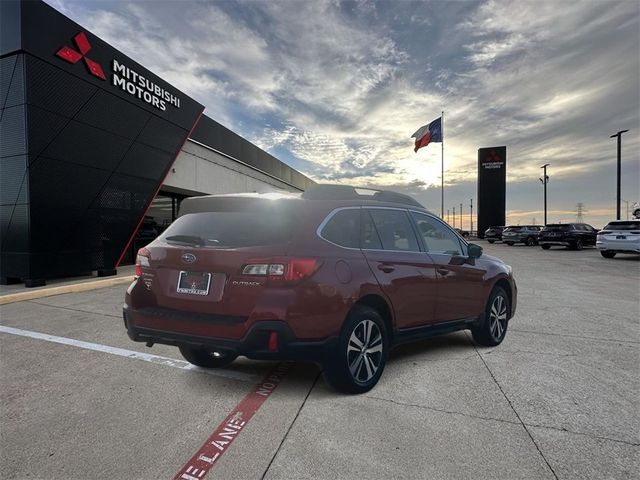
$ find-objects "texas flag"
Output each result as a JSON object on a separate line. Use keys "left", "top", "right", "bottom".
{"left": 411, "top": 117, "right": 442, "bottom": 152}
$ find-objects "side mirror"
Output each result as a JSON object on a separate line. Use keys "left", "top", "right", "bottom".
{"left": 468, "top": 243, "right": 483, "bottom": 259}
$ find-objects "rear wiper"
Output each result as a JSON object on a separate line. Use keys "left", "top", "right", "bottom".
{"left": 165, "top": 235, "right": 206, "bottom": 246}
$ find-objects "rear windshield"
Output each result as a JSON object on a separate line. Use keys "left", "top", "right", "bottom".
{"left": 604, "top": 221, "right": 640, "bottom": 231}
{"left": 158, "top": 211, "right": 297, "bottom": 247}
{"left": 546, "top": 224, "right": 571, "bottom": 231}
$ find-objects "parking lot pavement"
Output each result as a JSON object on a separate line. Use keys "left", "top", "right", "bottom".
{"left": 0, "top": 243, "right": 638, "bottom": 479}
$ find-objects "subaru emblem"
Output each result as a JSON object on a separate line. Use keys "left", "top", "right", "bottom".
{"left": 182, "top": 253, "right": 196, "bottom": 263}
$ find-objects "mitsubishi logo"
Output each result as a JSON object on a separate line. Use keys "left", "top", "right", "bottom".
{"left": 487, "top": 150, "right": 501, "bottom": 162}
{"left": 56, "top": 32, "right": 106, "bottom": 80}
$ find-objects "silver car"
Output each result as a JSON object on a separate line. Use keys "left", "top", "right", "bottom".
{"left": 596, "top": 220, "right": 640, "bottom": 258}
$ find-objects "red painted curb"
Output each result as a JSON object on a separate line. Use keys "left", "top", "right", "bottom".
{"left": 173, "top": 362, "right": 293, "bottom": 480}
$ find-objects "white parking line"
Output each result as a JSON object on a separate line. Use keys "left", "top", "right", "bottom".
{"left": 0, "top": 325, "right": 257, "bottom": 383}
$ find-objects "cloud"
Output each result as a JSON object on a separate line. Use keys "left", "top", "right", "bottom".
{"left": 46, "top": 0, "right": 640, "bottom": 228}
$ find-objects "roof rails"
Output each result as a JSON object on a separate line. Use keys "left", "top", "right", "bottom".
{"left": 301, "top": 184, "right": 425, "bottom": 208}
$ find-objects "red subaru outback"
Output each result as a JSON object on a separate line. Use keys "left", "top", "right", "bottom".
{"left": 124, "top": 185, "right": 516, "bottom": 393}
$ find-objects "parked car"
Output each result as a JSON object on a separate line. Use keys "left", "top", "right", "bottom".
{"left": 596, "top": 220, "right": 640, "bottom": 258}
{"left": 123, "top": 185, "right": 517, "bottom": 393}
{"left": 484, "top": 226, "right": 505, "bottom": 243}
{"left": 502, "top": 225, "right": 543, "bottom": 246}
{"left": 539, "top": 223, "right": 598, "bottom": 250}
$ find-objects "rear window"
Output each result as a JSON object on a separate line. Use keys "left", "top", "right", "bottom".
{"left": 321, "top": 209, "right": 360, "bottom": 248}
{"left": 504, "top": 227, "right": 522, "bottom": 232}
{"left": 546, "top": 224, "right": 571, "bottom": 231}
{"left": 158, "top": 211, "right": 296, "bottom": 247}
{"left": 604, "top": 221, "right": 640, "bottom": 231}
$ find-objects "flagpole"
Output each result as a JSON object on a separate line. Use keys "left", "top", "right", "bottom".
{"left": 441, "top": 110, "right": 444, "bottom": 219}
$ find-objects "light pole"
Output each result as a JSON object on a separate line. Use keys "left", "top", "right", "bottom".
{"left": 539, "top": 164, "right": 550, "bottom": 225}
{"left": 610, "top": 130, "right": 629, "bottom": 220}
{"left": 624, "top": 200, "right": 629, "bottom": 220}
{"left": 453, "top": 206, "right": 456, "bottom": 228}
{"left": 460, "top": 203, "right": 463, "bottom": 230}
{"left": 470, "top": 199, "right": 473, "bottom": 234}
{"left": 447, "top": 209, "right": 450, "bottom": 223}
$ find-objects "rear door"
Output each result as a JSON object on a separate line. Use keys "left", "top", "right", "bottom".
{"left": 360, "top": 208, "right": 438, "bottom": 329}
{"left": 410, "top": 212, "right": 487, "bottom": 322}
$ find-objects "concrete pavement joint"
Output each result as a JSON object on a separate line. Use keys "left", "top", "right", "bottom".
{"left": 467, "top": 332, "right": 560, "bottom": 480}
{"left": 260, "top": 371, "right": 322, "bottom": 480}
{"left": 26, "top": 299, "right": 122, "bottom": 319}
{"left": 363, "top": 394, "right": 522, "bottom": 427}
{"left": 509, "top": 328, "right": 639, "bottom": 346}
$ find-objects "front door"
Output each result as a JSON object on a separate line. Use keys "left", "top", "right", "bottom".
{"left": 410, "top": 212, "right": 487, "bottom": 322}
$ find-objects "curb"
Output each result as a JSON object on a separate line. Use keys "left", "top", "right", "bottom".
{"left": 0, "top": 276, "right": 135, "bottom": 306}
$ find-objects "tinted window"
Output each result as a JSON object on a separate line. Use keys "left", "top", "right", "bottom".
{"left": 546, "top": 224, "right": 572, "bottom": 231}
{"left": 361, "top": 210, "right": 382, "bottom": 249}
{"left": 321, "top": 209, "right": 360, "bottom": 248}
{"left": 411, "top": 212, "right": 463, "bottom": 255}
{"left": 604, "top": 221, "right": 640, "bottom": 230}
{"left": 504, "top": 227, "right": 521, "bottom": 232}
{"left": 368, "top": 209, "right": 420, "bottom": 252}
{"left": 159, "top": 211, "right": 296, "bottom": 247}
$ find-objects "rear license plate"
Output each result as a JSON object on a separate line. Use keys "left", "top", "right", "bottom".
{"left": 616, "top": 235, "right": 626, "bottom": 239}
{"left": 177, "top": 271, "right": 212, "bottom": 295}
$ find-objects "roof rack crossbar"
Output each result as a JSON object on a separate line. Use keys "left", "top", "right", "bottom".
{"left": 301, "top": 184, "right": 424, "bottom": 208}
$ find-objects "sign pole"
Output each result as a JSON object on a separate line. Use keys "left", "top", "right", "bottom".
{"left": 441, "top": 110, "right": 444, "bottom": 219}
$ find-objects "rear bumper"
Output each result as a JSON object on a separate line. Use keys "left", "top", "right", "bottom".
{"left": 596, "top": 239, "right": 640, "bottom": 253}
{"left": 123, "top": 306, "right": 337, "bottom": 362}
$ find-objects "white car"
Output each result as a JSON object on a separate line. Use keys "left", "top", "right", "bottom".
{"left": 596, "top": 220, "right": 640, "bottom": 258}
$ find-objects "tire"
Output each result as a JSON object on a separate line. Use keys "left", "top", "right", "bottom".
{"left": 472, "top": 287, "right": 510, "bottom": 347}
{"left": 323, "top": 306, "right": 389, "bottom": 394}
{"left": 505, "top": 242, "right": 514, "bottom": 246}
{"left": 601, "top": 250, "right": 616, "bottom": 258}
{"left": 541, "top": 244, "right": 551, "bottom": 250}
{"left": 179, "top": 346, "right": 238, "bottom": 368}
{"left": 488, "top": 240, "right": 495, "bottom": 244}
{"left": 526, "top": 237, "right": 535, "bottom": 246}
{"left": 573, "top": 239, "right": 583, "bottom": 250}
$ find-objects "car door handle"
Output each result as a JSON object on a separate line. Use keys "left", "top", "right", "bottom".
{"left": 436, "top": 267, "right": 450, "bottom": 276}
{"left": 377, "top": 264, "right": 395, "bottom": 273}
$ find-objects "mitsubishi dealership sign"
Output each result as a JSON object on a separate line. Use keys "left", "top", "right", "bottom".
{"left": 112, "top": 60, "right": 181, "bottom": 111}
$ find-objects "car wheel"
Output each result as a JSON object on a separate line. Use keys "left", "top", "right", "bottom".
{"left": 472, "top": 287, "right": 509, "bottom": 347}
{"left": 179, "top": 346, "right": 238, "bottom": 368}
{"left": 488, "top": 240, "right": 495, "bottom": 244}
{"left": 526, "top": 237, "right": 535, "bottom": 246}
{"left": 601, "top": 250, "right": 616, "bottom": 258}
{"left": 505, "top": 242, "right": 514, "bottom": 246}
{"left": 323, "top": 306, "right": 388, "bottom": 394}
{"left": 541, "top": 244, "right": 551, "bottom": 250}
{"left": 573, "top": 239, "right": 583, "bottom": 250}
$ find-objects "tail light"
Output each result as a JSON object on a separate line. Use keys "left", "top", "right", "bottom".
{"left": 135, "top": 247, "right": 150, "bottom": 277}
{"left": 630, "top": 231, "right": 640, "bottom": 234}
{"left": 242, "top": 257, "right": 320, "bottom": 285}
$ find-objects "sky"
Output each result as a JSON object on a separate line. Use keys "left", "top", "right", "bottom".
{"left": 47, "top": 0, "right": 640, "bottom": 229}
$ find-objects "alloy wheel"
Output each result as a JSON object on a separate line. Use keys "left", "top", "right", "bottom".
{"left": 347, "top": 319, "right": 383, "bottom": 384}
{"left": 489, "top": 295, "right": 508, "bottom": 341}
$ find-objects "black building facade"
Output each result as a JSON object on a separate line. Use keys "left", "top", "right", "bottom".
{"left": 0, "top": 1, "right": 313, "bottom": 286}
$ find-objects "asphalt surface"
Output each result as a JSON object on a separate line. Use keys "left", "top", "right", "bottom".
{"left": 1, "top": 242, "right": 638, "bottom": 479}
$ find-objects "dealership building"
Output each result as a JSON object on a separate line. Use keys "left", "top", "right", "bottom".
{"left": 0, "top": 0, "right": 314, "bottom": 287}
